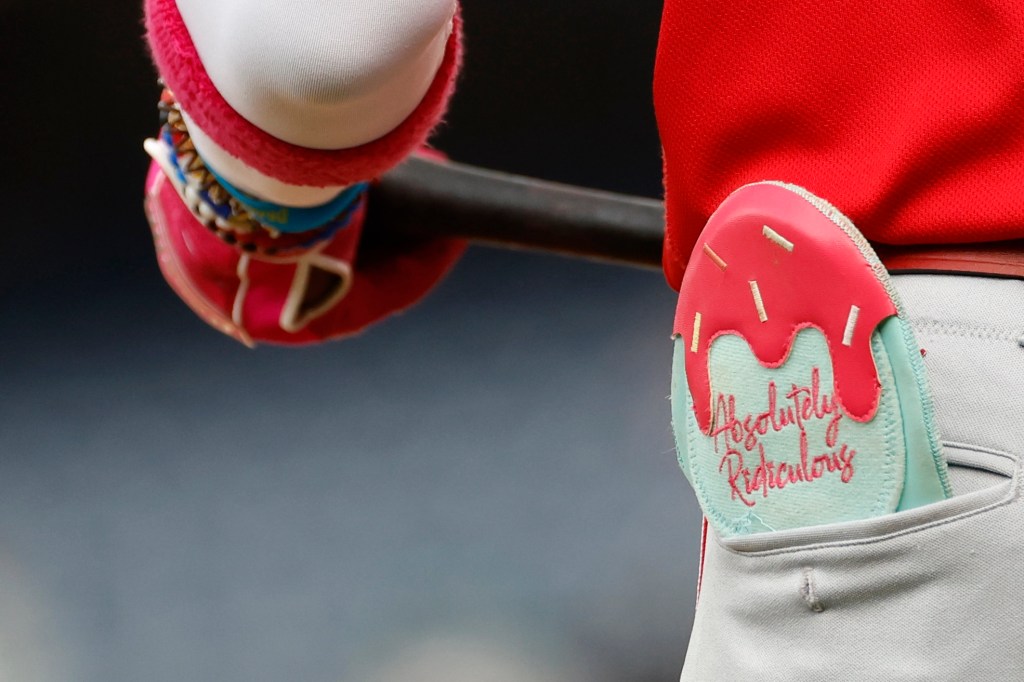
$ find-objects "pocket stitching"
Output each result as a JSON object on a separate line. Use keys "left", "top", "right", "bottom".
{"left": 719, "top": 444, "right": 1021, "bottom": 558}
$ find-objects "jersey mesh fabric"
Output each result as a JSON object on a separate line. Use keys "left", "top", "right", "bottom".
{"left": 654, "top": 0, "right": 1024, "bottom": 290}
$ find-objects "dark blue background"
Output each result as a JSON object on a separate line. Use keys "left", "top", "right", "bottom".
{"left": 1, "top": 2, "right": 702, "bottom": 680}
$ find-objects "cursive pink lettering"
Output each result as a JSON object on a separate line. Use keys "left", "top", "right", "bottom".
{"left": 710, "top": 368, "right": 857, "bottom": 507}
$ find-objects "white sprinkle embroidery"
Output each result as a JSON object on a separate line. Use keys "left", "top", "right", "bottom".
{"left": 703, "top": 243, "right": 728, "bottom": 270}
{"left": 762, "top": 225, "right": 795, "bottom": 252}
{"left": 749, "top": 281, "right": 768, "bottom": 323}
{"left": 691, "top": 312, "right": 702, "bottom": 353}
{"left": 843, "top": 305, "right": 861, "bottom": 347}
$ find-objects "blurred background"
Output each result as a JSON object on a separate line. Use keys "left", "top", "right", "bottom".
{"left": 1, "top": 1, "right": 703, "bottom": 680}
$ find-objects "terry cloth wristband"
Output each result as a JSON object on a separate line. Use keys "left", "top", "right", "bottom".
{"left": 655, "top": 0, "right": 1024, "bottom": 289}
{"left": 142, "top": 0, "right": 465, "bottom": 345}
{"left": 144, "top": 0, "right": 463, "bottom": 187}
{"left": 670, "top": 183, "right": 950, "bottom": 538}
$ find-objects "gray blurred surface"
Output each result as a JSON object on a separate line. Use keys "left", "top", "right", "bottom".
{"left": 0, "top": 249, "right": 701, "bottom": 682}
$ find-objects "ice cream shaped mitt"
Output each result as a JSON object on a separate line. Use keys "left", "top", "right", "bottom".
{"left": 670, "top": 182, "right": 951, "bottom": 537}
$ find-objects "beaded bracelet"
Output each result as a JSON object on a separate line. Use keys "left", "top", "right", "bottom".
{"left": 157, "top": 89, "right": 365, "bottom": 258}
